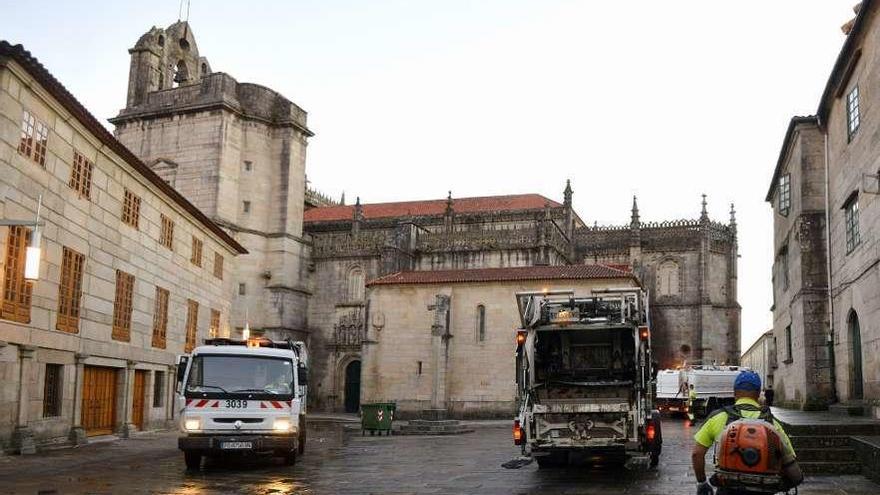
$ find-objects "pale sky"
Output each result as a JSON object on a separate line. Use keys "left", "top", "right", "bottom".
{"left": 1, "top": 1, "right": 858, "bottom": 351}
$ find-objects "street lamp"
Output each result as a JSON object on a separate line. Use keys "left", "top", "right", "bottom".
{"left": 0, "top": 195, "right": 43, "bottom": 281}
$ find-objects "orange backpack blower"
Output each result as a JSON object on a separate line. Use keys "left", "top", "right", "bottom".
{"left": 712, "top": 405, "right": 787, "bottom": 494}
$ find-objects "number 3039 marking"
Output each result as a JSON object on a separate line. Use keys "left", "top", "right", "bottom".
{"left": 225, "top": 399, "right": 247, "bottom": 408}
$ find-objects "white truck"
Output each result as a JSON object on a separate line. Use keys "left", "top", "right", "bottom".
{"left": 655, "top": 365, "right": 747, "bottom": 418}
{"left": 513, "top": 289, "right": 662, "bottom": 468}
{"left": 175, "top": 337, "right": 309, "bottom": 470}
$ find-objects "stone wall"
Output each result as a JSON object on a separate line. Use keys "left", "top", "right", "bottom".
{"left": 362, "top": 277, "right": 638, "bottom": 418}
{"left": 0, "top": 57, "right": 238, "bottom": 450}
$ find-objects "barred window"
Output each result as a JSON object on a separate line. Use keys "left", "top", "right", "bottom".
{"left": 68, "top": 151, "right": 93, "bottom": 200}
{"left": 122, "top": 189, "right": 141, "bottom": 229}
{"left": 57, "top": 247, "right": 85, "bottom": 333}
{"left": 242, "top": 201, "right": 251, "bottom": 213}
{"left": 845, "top": 194, "right": 860, "bottom": 254}
{"left": 191, "top": 236, "right": 203, "bottom": 267}
{"left": 185, "top": 299, "right": 199, "bottom": 352}
{"left": 238, "top": 283, "right": 246, "bottom": 296}
{"left": 778, "top": 174, "right": 790, "bottom": 217}
{"left": 1, "top": 226, "right": 33, "bottom": 323}
{"left": 847, "top": 85, "right": 861, "bottom": 141}
{"left": 112, "top": 270, "right": 135, "bottom": 342}
{"left": 18, "top": 110, "right": 49, "bottom": 166}
{"left": 152, "top": 286, "right": 169, "bottom": 349}
{"left": 159, "top": 214, "right": 174, "bottom": 251}
{"left": 209, "top": 308, "right": 221, "bottom": 338}
{"left": 42, "top": 363, "right": 63, "bottom": 417}
{"left": 784, "top": 325, "right": 793, "bottom": 363}
{"left": 153, "top": 370, "right": 165, "bottom": 408}
{"left": 780, "top": 245, "right": 789, "bottom": 291}
{"left": 213, "top": 252, "right": 223, "bottom": 280}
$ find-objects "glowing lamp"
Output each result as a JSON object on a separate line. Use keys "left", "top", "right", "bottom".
{"left": 24, "top": 229, "right": 41, "bottom": 280}
{"left": 639, "top": 326, "right": 650, "bottom": 341}
{"left": 515, "top": 331, "right": 527, "bottom": 347}
{"left": 513, "top": 420, "right": 524, "bottom": 445}
{"left": 646, "top": 422, "right": 656, "bottom": 442}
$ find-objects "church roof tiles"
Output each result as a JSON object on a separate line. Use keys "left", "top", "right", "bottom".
{"left": 367, "top": 264, "right": 635, "bottom": 287}
{"left": 304, "top": 194, "right": 561, "bottom": 223}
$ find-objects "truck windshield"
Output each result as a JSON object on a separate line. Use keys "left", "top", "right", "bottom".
{"left": 186, "top": 355, "right": 294, "bottom": 396}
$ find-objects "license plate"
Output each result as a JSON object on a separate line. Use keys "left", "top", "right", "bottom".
{"left": 225, "top": 399, "right": 248, "bottom": 408}
{"left": 669, "top": 407, "right": 679, "bottom": 412}
{"left": 220, "top": 441, "right": 252, "bottom": 450}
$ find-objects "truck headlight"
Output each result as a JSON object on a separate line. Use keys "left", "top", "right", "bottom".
{"left": 184, "top": 418, "right": 201, "bottom": 431}
{"left": 273, "top": 418, "right": 292, "bottom": 432}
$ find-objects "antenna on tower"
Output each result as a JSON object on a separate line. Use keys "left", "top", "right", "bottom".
{"left": 178, "top": 0, "right": 191, "bottom": 22}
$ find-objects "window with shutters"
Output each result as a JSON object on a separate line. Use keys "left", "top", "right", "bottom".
{"left": 18, "top": 110, "right": 49, "bottom": 166}
{"left": 159, "top": 214, "right": 174, "bottom": 251}
{"left": 1, "top": 226, "right": 33, "bottom": 323}
{"left": 57, "top": 247, "right": 85, "bottom": 333}
{"left": 185, "top": 299, "right": 199, "bottom": 352}
{"left": 191, "top": 236, "right": 203, "bottom": 267}
{"left": 845, "top": 194, "right": 860, "bottom": 254}
{"left": 209, "top": 308, "right": 221, "bottom": 338}
{"left": 213, "top": 252, "right": 223, "bottom": 280}
{"left": 847, "top": 85, "right": 861, "bottom": 142}
{"left": 42, "top": 363, "right": 63, "bottom": 417}
{"left": 68, "top": 150, "right": 93, "bottom": 199}
{"left": 152, "top": 286, "right": 169, "bottom": 349}
{"left": 112, "top": 270, "right": 135, "bottom": 342}
{"left": 122, "top": 189, "right": 141, "bottom": 229}
{"left": 153, "top": 371, "right": 165, "bottom": 408}
{"left": 778, "top": 174, "right": 790, "bottom": 217}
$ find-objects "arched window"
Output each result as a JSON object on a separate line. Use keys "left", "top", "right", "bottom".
{"left": 476, "top": 304, "right": 486, "bottom": 342}
{"left": 657, "top": 260, "right": 680, "bottom": 297}
{"left": 848, "top": 310, "right": 864, "bottom": 399}
{"left": 347, "top": 267, "right": 365, "bottom": 301}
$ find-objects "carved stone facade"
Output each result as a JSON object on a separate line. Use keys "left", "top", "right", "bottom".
{"left": 305, "top": 189, "right": 740, "bottom": 413}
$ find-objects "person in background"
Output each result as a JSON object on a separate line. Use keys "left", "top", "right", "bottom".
{"left": 687, "top": 383, "right": 697, "bottom": 425}
{"left": 764, "top": 384, "right": 775, "bottom": 408}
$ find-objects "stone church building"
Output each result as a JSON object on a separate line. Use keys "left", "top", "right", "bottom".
{"left": 106, "top": 21, "right": 740, "bottom": 415}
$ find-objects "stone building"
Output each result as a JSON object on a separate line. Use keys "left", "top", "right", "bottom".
{"left": 110, "top": 21, "right": 313, "bottom": 341}
{"left": 104, "top": 22, "right": 740, "bottom": 416}
{"left": 767, "top": 0, "right": 880, "bottom": 413}
{"left": 303, "top": 190, "right": 740, "bottom": 413}
{"left": 740, "top": 330, "right": 777, "bottom": 390}
{"left": 362, "top": 265, "right": 639, "bottom": 418}
{"left": 0, "top": 42, "right": 245, "bottom": 452}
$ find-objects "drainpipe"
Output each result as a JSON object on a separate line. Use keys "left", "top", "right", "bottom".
{"left": 821, "top": 121, "right": 838, "bottom": 404}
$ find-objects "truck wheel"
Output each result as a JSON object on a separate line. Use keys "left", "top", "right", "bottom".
{"left": 298, "top": 416, "right": 306, "bottom": 455}
{"left": 283, "top": 451, "right": 296, "bottom": 466}
{"left": 184, "top": 451, "right": 201, "bottom": 470}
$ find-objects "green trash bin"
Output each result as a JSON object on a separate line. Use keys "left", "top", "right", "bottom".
{"left": 361, "top": 402, "right": 396, "bottom": 436}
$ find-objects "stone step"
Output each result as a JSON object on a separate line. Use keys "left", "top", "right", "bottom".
{"left": 799, "top": 461, "right": 863, "bottom": 475}
{"left": 398, "top": 424, "right": 472, "bottom": 432}
{"left": 829, "top": 402, "right": 868, "bottom": 416}
{"left": 795, "top": 447, "right": 856, "bottom": 463}
{"left": 419, "top": 409, "right": 448, "bottom": 421}
{"left": 395, "top": 426, "right": 475, "bottom": 436}
{"left": 790, "top": 435, "right": 852, "bottom": 449}
{"left": 407, "top": 420, "right": 460, "bottom": 427}
{"left": 782, "top": 423, "right": 880, "bottom": 437}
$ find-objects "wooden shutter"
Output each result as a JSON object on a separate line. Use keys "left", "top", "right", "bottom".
{"left": 159, "top": 215, "right": 174, "bottom": 250}
{"left": 213, "top": 252, "right": 223, "bottom": 279}
{"left": 190, "top": 236, "right": 202, "bottom": 267}
{"left": 185, "top": 299, "right": 199, "bottom": 352}
{"left": 1, "top": 226, "right": 33, "bottom": 323}
{"left": 112, "top": 270, "right": 135, "bottom": 341}
{"left": 122, "top": 189, "right": 141, "bottom": 229}
{"left": 56, "top": 247, "right": 85, "bottom": 333}
{"left": 151, "top": 286, "right": 169, "bottom": 349}
{"left": 209, "top": 308, "right": 220, "bottom": 338}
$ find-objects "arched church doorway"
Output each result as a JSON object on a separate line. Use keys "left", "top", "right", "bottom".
{"left": 848, "top": 310, "right": 864, "bottom": 400}
{"left": 344, "top": 360, "right": 361, "bottom": 413}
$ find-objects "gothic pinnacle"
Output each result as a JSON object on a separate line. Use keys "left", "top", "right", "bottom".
{"left": 631, "top": 195, "right": 640, "bottom": 226}
{"left": 730, "top": 203, "right": 737, "bottom": 228}
{"left": 700, "top": 194, "right": 709, "bottom": 222}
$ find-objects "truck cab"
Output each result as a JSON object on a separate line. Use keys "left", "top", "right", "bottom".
{"left": 175, "top": 337, "right": 309, "bottom": 470}
{"left": 513, "top": 289, "right": 661, "bottom": 468}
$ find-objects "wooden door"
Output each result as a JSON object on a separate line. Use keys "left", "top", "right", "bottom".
{"left": 132, "top": 370, "right": 147, "bottom": 430}
{"left": 344, "top": 360, "right": 361, "bottom": 413}
{"left": 82, "top": 366, "right": 118, "bottom": 436}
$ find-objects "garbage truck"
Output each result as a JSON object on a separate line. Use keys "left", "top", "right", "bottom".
{"left": 175, "top": 337, "right": 309, "bottom": 470}
{"left": 513, "top": 289, "right": 661, "bottom": 468}
{"left": 656, "top": 365, "right": 747, "bottom": 418}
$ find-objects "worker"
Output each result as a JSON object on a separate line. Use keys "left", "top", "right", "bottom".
{"left": 691, "top": 370, "right": 803, "bottom": 495}
{"left": 687, "top": 383, "right": 697, "bottom": 425}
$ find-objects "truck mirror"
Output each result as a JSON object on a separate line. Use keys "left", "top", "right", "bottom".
{"left": 176, "top": 355, "right": 189, "bottom": 392}
{"left": 298, "top": 365, "right": 309, "bottom": 386}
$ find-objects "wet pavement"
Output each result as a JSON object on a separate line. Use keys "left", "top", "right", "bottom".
{"left": 1, "top": 418, "right": 878, "bottom": 494}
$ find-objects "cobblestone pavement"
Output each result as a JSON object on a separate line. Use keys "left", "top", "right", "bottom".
{"left": 1, "top": 419, "right": 878, "bottom": 494}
